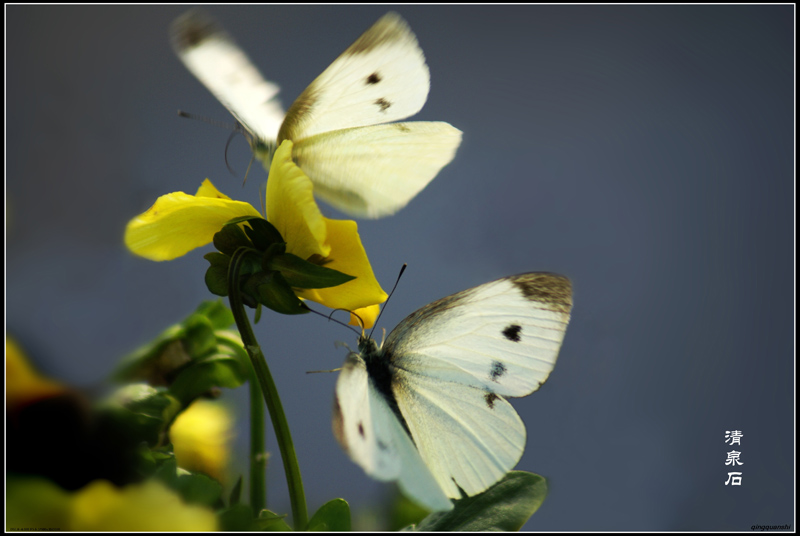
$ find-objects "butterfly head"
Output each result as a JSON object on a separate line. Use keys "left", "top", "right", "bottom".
{"left": 356, "top": 333, "right": 381, "bottom": 357}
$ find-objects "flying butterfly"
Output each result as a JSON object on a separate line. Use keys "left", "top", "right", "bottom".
{"left": 333, "top": 273, "right": 573, "bottom": 511}
{"left": 171, "top": 10, "right": 462, "bottom": 218}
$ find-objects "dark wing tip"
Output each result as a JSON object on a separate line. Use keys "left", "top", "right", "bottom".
{"left": 170, "top": 9, "right": 225, "bottom": 53}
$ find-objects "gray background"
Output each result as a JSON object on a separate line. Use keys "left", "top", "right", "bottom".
{"left": 7, "top": 5, "right": 794, "bottom": 530}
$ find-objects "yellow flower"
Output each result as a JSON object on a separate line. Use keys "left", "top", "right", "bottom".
{"left": 125, "top": 140, "right": 386, "bottom": 327}
{"left": 6, "top": 337, "right": 66, "bottom": 408}
{"left": 71, "top": 480, "right": 218, "bottom": 531}
{"left": 7, "top": 478, "right": 218, "bottom": 531}
{"left": 170, "top": 400, "right": 234, "bottom": 482}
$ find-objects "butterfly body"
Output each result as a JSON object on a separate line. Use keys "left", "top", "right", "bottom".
{"left": 333, "top": 273, "right": 573, "bottom": 511}
{"left": 171, "top": 10, "right": 462, "bottom": 218}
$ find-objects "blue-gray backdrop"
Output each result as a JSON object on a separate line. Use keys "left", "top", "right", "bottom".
{"left": 7, "top": 5, "right": 794, "bottom": 530}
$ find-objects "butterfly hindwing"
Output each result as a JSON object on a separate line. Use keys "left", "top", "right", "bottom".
{"left": 393, "top": 364, "right": 527, "bottom": 499}
{"left": 292, "top": 121, "right": 462, "bottom": 218}
{"left": 333, "top": 352, "right": 453, "bottom": 511}
{"left": 278, "top": 12, "right": 430, "bottom": 143}
{"left": 385, "top": 273, "right": 573, "bottom": 398}
{"left": 170, "top": 10, "right": 285, "bottom": 146}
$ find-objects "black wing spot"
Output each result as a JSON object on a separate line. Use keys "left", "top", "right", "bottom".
{"left": 490, "top": 360, "right": 507, "bottom": 382}
{"left": 485, "top": 392, "right": 499, "bottom": 409}
{"left": 366, "top": 72, "right": 382, "bottom": 85}
{"left": 377, "top": 440, "right": 388, "bottom": 451}
{"left": 502, "top": 324, "right": 522, "bottom": 342}
{"left": 357, "top": 422, "right": 365, "bottom": 438}
{"left": 395, "top": 124, "right": 411, "bottom": 133}
{"left": 374, "top": 98, "right": 392, "bottom": 112}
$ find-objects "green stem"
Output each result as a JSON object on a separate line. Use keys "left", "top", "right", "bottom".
{"left": 228, "top": 248, "right": 308, "bottom": 530}
{"left": 249, "top": 361, "right": 266, "bottom": 512}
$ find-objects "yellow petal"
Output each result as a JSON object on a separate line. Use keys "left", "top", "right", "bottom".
{"left": 349, "top": 304, "right": 381, "bottom": 329}
{"left": 266, "top": 140, "right": 329, "bottom": 260}
{"left": 70, "top": 480, "right": 218, "bottom": 531}
{"left": 297, "top": 219, "right": 387, "bottom": 327}
{"left": 125, "top": 180, "right": 261, "bottom": 261}
{"left": 171, "top": 400, "right": 234, "bottom": 482}
{"left": 6, "top": 338, "right": 65, "bottom": 407}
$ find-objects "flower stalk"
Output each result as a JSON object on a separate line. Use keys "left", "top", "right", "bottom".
{"left": 228, "top": 247, "right": 308, "bottom": 530}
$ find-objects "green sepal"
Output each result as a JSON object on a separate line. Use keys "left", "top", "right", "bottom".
{"left": 307, "top": 498, "right": 351, "bottom": 531}
{"left": 261, "top": 242, "right": 288, "bottom": 268}
{"left": 243, "top": 217, "right": 284, "bottom": 250}
{"left": 204, "top": 253, "right": 231, "bottom": 297}
{"left": 229, "top": 475, "right": 243, "bottom": 506}
{"left": 254, "top": 510, "right": 293, "bottom": 531}
{"left": 409, "top": 471, "right": 548, "bottom": 531}
{"left": 214, "top": 221, "right": 254, "bottom": 255}
{"left": 268, "top": 253, "right": 356, "bottom": 289}
{"left": 243, "top": 271, "right": 309, "bottom": 315}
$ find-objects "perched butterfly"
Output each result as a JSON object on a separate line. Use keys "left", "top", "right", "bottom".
{"left": 333, "top": 273, "right": 573, "bottom": 511}
{"left": 171, "top": 10, "right": 462, "bottom": 219}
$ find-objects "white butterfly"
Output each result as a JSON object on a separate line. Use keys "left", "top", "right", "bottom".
{"left": 171, "top": 10, "right": 462, "bottom": 219}
{"left": 333, "top": 273, "right": 573, "bottom": 511}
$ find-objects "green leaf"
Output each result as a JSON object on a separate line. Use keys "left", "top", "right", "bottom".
{"left": 268, "top": 253, "right": 356, "bottom": 289}
{"left": 410, "top": 472, "right": 548, "bottom": 531}
{"left": 168, "top": 353, "right": 248, "bottom": 404}
{"left": 388, "top": 491, "right": 430, "bottom": 531}
{"left": 218, "top": 503, "right": 256, "bottom": 531}
{"left": 101, "top": 384, "right": 182, "bottom": 446}
{"left": 307, "top": 498, "right": 351, "bottom": 531}
{"left": 195, "top": 300, "right": 235, "bottom": 330}
{"left": 181, "top": 314, "right": 218, "bottom": 358}
{"left": 174, "top": 469, "right": 223, "bottom": 506}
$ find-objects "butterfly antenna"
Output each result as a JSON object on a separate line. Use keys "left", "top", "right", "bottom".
{"left": 241, "top": 153, "right": 256, "bottom": 187}
{"left": 369, "top": 263, "right": 407, "bottom": 339}
{"left": 307, "top": 307, "right": 361, "bottom": 336}
{"left": 305, "top": 368, "right": 343, "bottom": 374}
{"left": 224, "top": 131, "right": 240, "bottom": 176}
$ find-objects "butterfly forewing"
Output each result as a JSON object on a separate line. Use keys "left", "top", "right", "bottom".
{"left": 385, "top": 273, "right": 573, "bottom": 398}
{"left": 278, "top": 12, "right": 430, "bottom": 143}
{"left": 170, "top": 10, "right": 285, "bottom": 145}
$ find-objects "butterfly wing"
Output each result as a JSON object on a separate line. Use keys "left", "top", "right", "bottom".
{"left": 392, "top": 365, "right": 527, "bottom": 498}
{"left": 385, "top": 273, "right": 573, "bottom": 498}
{"left": 333, "top": 352, "right": 453, "bottom": 511}
{"left": 292, "top": 122, "right": 462, "bottom": 218}
{"left": 170, "top": 10, "right": 285, "bottom": 146}
{"left": 278, "top": 12, "right": 430, "bottom": 143}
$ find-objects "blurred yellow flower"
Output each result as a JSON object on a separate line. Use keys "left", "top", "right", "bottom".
{"left": 7, "top": 478, "right": 218, "bottom": 531}
{"left": 6, "top": 337, "right": 66, "bottom": 408}
{"left": 170, "top": 399, "right": 234, "bottom": 482}
{"left": 124, "top": 140, "right": 386, "bottom": 327}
